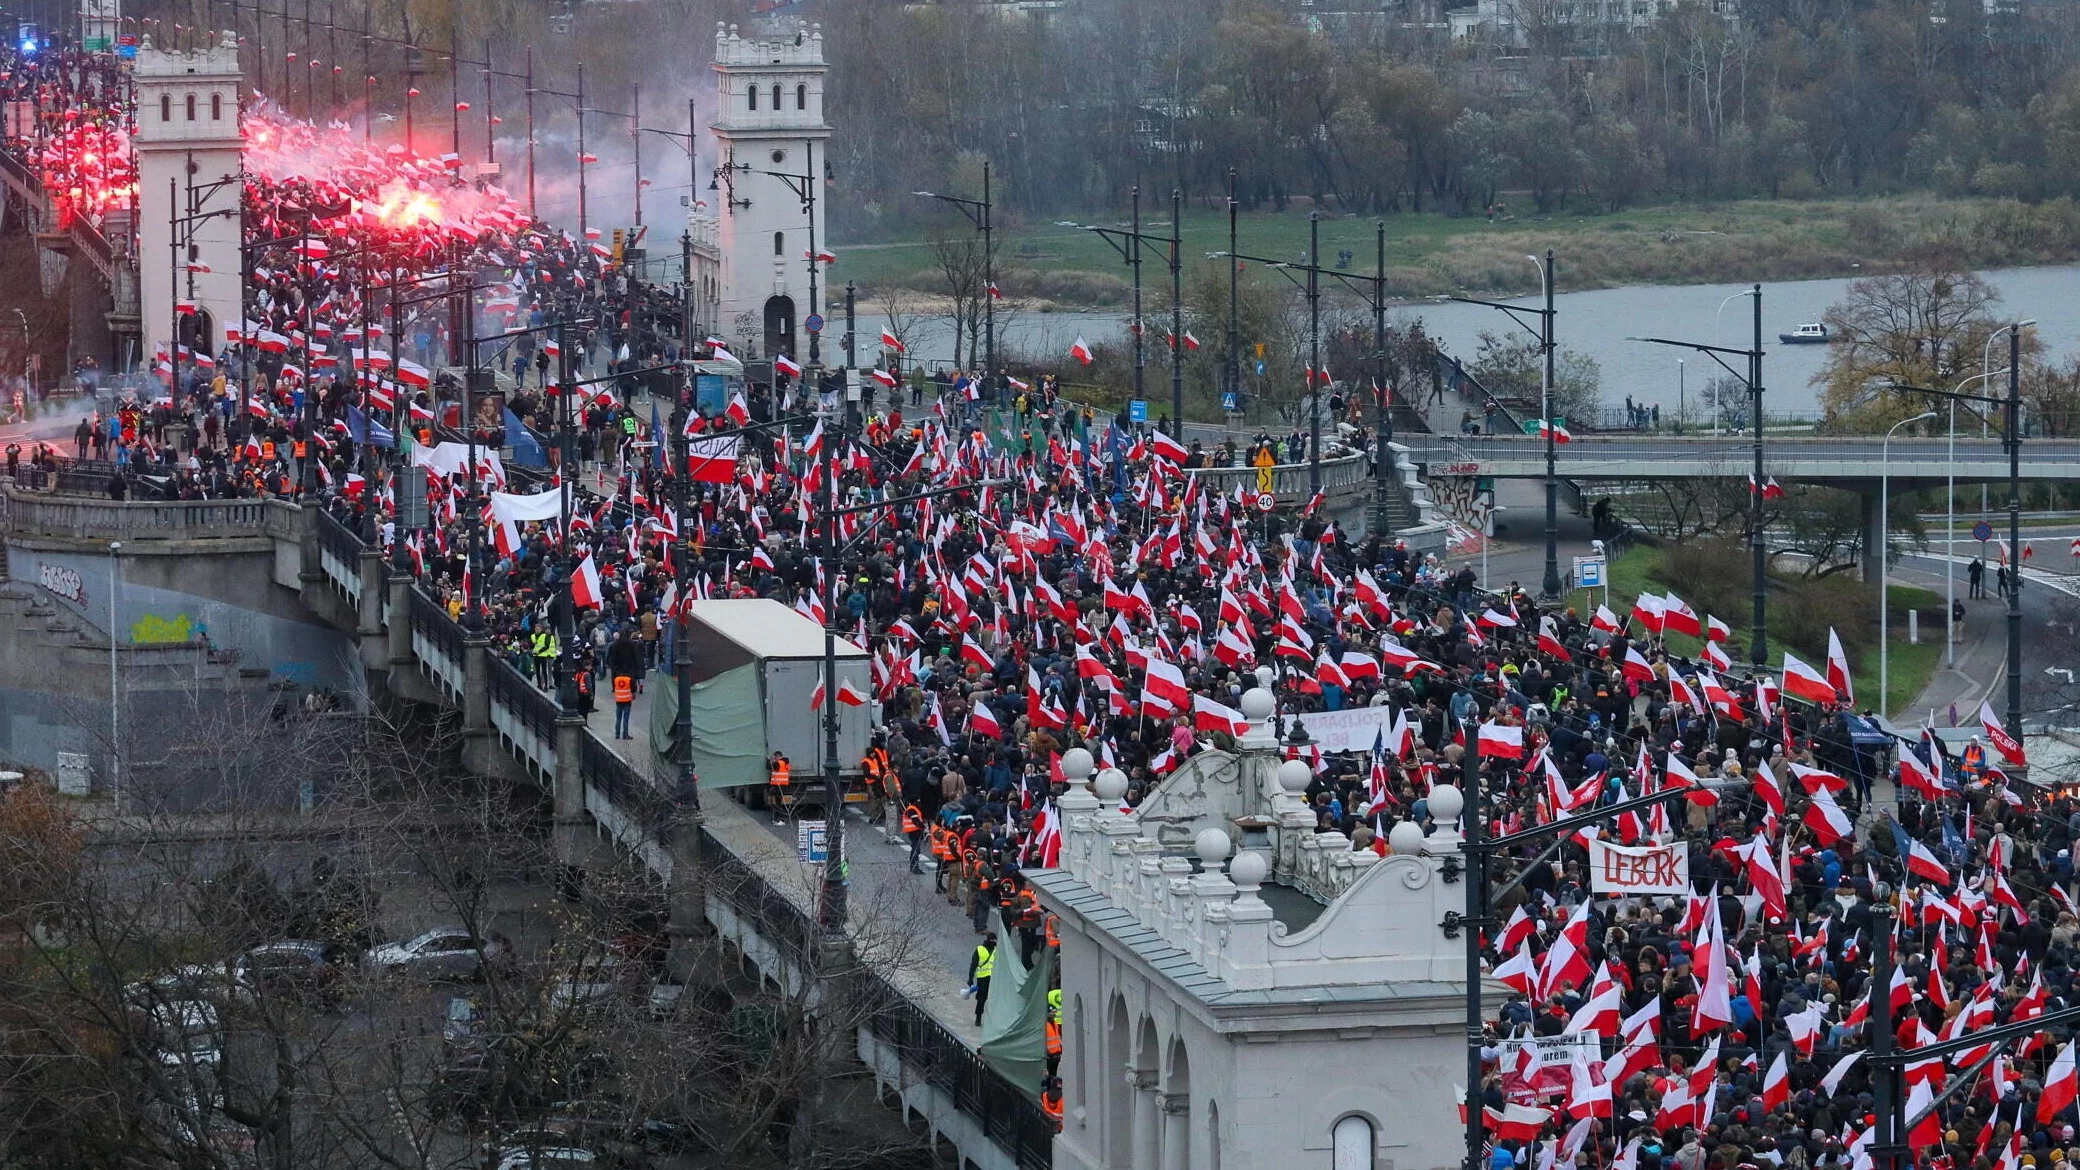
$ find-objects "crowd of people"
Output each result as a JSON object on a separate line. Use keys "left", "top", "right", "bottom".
{"left": 10, "top": 47, "right": 2075, "bottom": 1170}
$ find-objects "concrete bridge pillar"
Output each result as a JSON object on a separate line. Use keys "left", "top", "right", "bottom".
{"left": 552, "top": 712, "right": 599, "bottom": 895}
{"left": 1861, "top": 487, "right": 1886, "bottom": 585}
{"left": 458, "top": 637, "right": 503, "bottom": 778}
{"left": 355, "top": 550, "right": 386, "bottom": 670}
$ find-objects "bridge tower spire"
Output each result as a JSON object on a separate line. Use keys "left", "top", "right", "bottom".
{"left": 133, "top": 31, "right": 243, "bottom": 367}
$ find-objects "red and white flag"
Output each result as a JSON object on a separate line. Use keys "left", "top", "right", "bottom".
{"left": 1825, "top": 628, "right": 1855, "bottom": 706}
{"left": 571, "top": 553, "right": 604, "bottom": 609}
{"left": 1070, "top": 336, "right": 1094, "bottom": 365}
{"left": 1192, "top": 694, "right": 1249, "bottom": 736}
{"left": 879, "top": 328, "right": 905, "bottom": 353}
{"left": 1781, "top": 651, "right": 1837, "bottom": 705}
{"left": 1981, "top": 701, "right": 2028, "bottom": 765}
{"left": 1476, "top": 722, "right": 1525, "bottom": 760}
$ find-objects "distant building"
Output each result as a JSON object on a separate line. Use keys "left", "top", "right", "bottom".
{"left": 1448, "top": 0, "right": 1729, "bottom": 42}
{"left": 132, "top": 32, "right": 243, "bottom": 363}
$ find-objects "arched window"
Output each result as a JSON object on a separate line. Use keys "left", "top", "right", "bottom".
{"left": 185, "top": 93, "right": 196, "bottom": 120}
{"left": 210, "top": 92, "right": 222, "bottom": 120}
{"left": 796, "top": 84, "right": 807, "bottom": 110}
{"left": 160, "top": 94, "right": 172, "bottom": 121}
{"left": 771, "top": 84, "right": 781, "bottom": 111}
{"left": 773, "top": 231, "right": 784, "bottom": 257}
{"left": 747, "top": 85, "right": 757, "bottom": 111}
{"left": 1332, "top": 1116, "right": 1375, "bottom": 1170}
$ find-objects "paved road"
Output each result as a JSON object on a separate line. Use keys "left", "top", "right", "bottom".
{"left": 1398, "top": 434, "right": 2080, "bottom": 480}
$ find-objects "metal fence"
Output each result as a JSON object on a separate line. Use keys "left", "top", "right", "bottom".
{"left": 580, "top": 734, "right": 668, "bottom": 831}
{"left": 315, "top": 507, "right": 364, "bottom": 564}
{"left": 487, "top": 653, "right": 561, "bottom": 749}
{"left": 408, "top": 584, "right": 464, "bottom": 663}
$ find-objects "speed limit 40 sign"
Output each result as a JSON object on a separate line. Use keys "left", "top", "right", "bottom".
{"left": 1254, "top": 492, "right": 1276, "bottom": 514}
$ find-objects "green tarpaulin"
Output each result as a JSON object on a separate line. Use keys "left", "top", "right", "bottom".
{"left": 647, "top": 662, "right": 768, "bottom": 789}
{"left": 979, "top": 924, "right": 1054, "bottom": 1098}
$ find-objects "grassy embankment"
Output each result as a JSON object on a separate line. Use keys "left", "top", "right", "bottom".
{"left": 1566, "top": 544, "right": 1942, "bottom": 719}
{"left": 838, "top": 194, "right": 2080, "bottom": 308}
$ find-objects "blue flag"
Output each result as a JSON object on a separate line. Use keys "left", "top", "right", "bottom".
{"left": 504, "top": 407, "right": 546, "bottom": 467}
{"left": 345, "top": 405, "right": 395, "bottom": 449}
{"left": 649, "top": 400, "right": 665, "bottom": 468}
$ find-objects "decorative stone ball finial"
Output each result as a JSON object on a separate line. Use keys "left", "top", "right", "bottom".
{"left": 1229, "top": 849, "right": 1267, "bottom": 893}
{"left": 1060, "top": 747, "right": 1094, "bottom": 782}
{"left": 1275, "top": 759, "right": 1312, "bottom": 796}
{"left": 1427, "top": 783, "right": 1464, "bottom": 823}
{"left": 1094, "top": 768, "right": 1129, "bottom": 804}
{"left": 1238, "top": 688, "right": 1274, "bottom": 724}
{"left": 1194, "top": 828, "right": 1232, "bottom": 867}
{"left": 1388, "top": 820, "right": 1428, "bottom": 856}
{"left": 1253, "top": 665, "right": 1275, "bottom": 690}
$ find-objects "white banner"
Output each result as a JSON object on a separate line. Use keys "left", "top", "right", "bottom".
{"left": 1587, "top": 839, "right": 1691, "bottom": 897}
{"left": 488, "top": 489, "right": 566, "bottom": 526}
{"left": 1286, "top": 706, "right": 1396, "bottom": 753}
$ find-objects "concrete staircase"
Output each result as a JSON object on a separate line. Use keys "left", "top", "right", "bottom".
{"left": 0, "top": 580, "right": 251, "bottom": 687}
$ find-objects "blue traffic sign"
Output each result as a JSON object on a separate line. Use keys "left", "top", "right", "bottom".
{"left": 1973, "top": 520, "right": 1993, "bottom": 542}
{"left": 804, "top": 313, "right": 824, "bottom": 334}
{"left": 1127, "top": 399, "right": 1148, "bottom": 423}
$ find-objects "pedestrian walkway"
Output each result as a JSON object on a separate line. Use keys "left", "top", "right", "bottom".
{"left": 580, "top": 678, "right": 986, "bottom": 1045}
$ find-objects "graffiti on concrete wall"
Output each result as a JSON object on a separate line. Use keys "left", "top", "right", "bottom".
{"left": 1428, "top": 476, "right": 1492, "bottom": 552}
{"left": 131, "top": 612, "right": 195, "bottom": 645}
{"left": 36, "top": 562, "right": 86, "bottom": 607}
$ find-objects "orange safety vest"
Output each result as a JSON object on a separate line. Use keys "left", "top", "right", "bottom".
{"left": 901, "top": 804, "right": 922, "bottom": 835}
{"left": 292, "top": 440, "right": 307, "bottom": 459}
{"left": 770, "top": 758, "right": 792, "bottom": 787}
{"left": 1045, "top": 1017, "right": 1063, "bottom": 1056}
{"left": 1041, "top": 1090, "right": 1064, "bottom": 1126}
{"left": 612, "top": 675, "right": 635, "bottom": 703}
{"left": 261, "top": 440, "right": 276, "bottom": 460}
{"left": 1045, "top": 913, "right": 1060, "bottom": 948}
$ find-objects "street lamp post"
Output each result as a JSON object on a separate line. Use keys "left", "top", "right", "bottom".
{"left": 1628, "top": 284, "right": 1767, "bottom": 666}
{"left": 2005, "top": 322, "right": 2026, "bottom": 734}
{"left": 1446, "top": 257, "right": 1560, "bottom": 596}
{"left": 1307, "top": 212, "right": 1321, "bottom": 495}
{"left": 1880, "top": 412, "right": 1938, "bottom": 714}
{"left": 108, "top": 539, "right": 121, "bottom": 815}
{"left": 1888, "top": 370, "right": 2007, "bottom": 668}
{"left": 913, "top": 167, "right": 995, "bottom": 408}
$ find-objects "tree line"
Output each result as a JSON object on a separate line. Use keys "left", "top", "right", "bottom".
{"left": 818, "top": 0, "right": 2080, "bottom": 230}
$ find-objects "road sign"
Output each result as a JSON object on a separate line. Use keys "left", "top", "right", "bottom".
{"left": 1255, "top": 492, "right": 1276, "bottom": 514}
{"left": 797, "top": 819, "right": 842, "bottom": 863}
{"left": 1973, "top": 520, "right": 1993, "bottom": 542}
{"left": 804, "top": 313, "right": 824, "bottom": 335}
{"left": 1128, "top": 398, "right": 1148, "bottom": 423}
{"left": 1573, "top": 556, "right": 1607, "bottom": 590}
{"left": 1221, "top": 391, "right": 1238, "bottom": 413}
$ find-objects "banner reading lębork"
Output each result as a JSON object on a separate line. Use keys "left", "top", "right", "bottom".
{"left": 1586, "top": 839, "right": 1691, "bottom": 897}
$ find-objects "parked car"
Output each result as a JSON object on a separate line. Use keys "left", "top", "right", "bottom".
{"left": 363, "top": 927, "right": 511, "bottom": 979}
{"left": 142, "top": 940, "right": 348, "bottom": 1007}
{"left": 493, "top": 1144, "right": 597, "bottom": 1170}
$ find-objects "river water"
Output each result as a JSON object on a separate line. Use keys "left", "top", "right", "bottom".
{"left": 843, "top": 264, "right": 2080, "bottom": 419}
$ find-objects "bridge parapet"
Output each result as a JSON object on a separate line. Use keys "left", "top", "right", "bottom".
{"left": 0, "top": 488, "right": 301, "bottom": 543}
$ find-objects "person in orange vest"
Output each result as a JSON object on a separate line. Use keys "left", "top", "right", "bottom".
{"left": 611, "top": 670, "right": 636, "bottom": 739}
{"left": 901, "top": 803, "right": 926, "bottom": 874}
{"left": 768, "top": 751, "right": 793, "bottom": 815}
{"left": 933, "top": 821, "right": 957, "bottom": 897}
{"left": 1040, "top": 1076, "right": 1064, "bottom": 1130}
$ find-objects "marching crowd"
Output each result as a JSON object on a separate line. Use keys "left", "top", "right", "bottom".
{"left": 10, "top": 48, "right": 2075, "bottom": 1170}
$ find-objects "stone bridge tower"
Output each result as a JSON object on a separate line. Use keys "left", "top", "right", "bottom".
{"left": 132, "top": 31, "right": 243, "bottom": 364}
{"left": 709, "top": 20, "right": 829, "bottom": 362}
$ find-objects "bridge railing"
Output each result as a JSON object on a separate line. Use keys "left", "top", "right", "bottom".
{"left": 0, "top": 489, "right": 292, "bottom": 541}
{"left": 314, "top": 508, "right": 365, "bottom": 606}
{"left": 1185, "top": 450, "right": 1368, "bottom": 496}
{"left": 486, "top": 653, "right": 559, "bottom": 781}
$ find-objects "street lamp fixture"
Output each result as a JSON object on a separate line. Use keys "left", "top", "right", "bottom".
{"left": 914, "top": 166, "right": 998, "bottom": 414}
{"left": 1879, "top": 411, "right": 1938, "bottom": 714}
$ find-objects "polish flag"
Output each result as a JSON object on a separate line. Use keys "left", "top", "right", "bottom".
{"left": 1340, "top": 651, "right": 1381, "bottom": 680}
{"left": 1070, "top": 336, "right": 1094, "bottom": 365}
{"left": 1621, "top": 646, "right": 1656, "bottom": 684}
{"left": 2040, "top": 1038, "right": 2078, "bottom": 1125}
{"left": 1903, "top": 837, "right": 1952, "bottom": 885}
{"left": 1761, "top": 1050, "right": 1790, "bottom": 1113}
{"left": 1192, "top": 694, "right": 1249, "bottom": 736}
{"left": 879, "top": 329, "right": 905, "bottom": 353}
{"left": 1781, "top": 651, "right": 1837, "bottom": 704}
{"left": 1539, "top": 901, "right": 1592, "bottom": 997}
{"left": 1141, "top": 658, "right": 1191, "bottom": 713}
{"left": 872, "top": 368, "right": 898, "bottom": 388}
{"left": 1706, "top": 614, "right": 1730, "bottom": 642}
{"left": 971, "top": 701, "right": 1002, "bottom": 739}
{"left": 1702, "top": 638, "right": 1731, "bottom": 672}
{"left": 1591, "top": 605, "right": 1621, "bottom": 634}
{"left": 1630, "top": 593, "right": 1665, "bottom": 635}
{"left": 1662, "top": 592, "right": 1702, "bottom": 638}
{"left": 1981, "top": 702, "right": 2028, "bottom": 766}
{"left": 1476, "top": 722, "right": 1525, "bottom": 760}
{"left": 571, "top": 553, "right": 604, "bottom": 609}
{"left": 1826, "top": 628, "right": 1855, "bottom": 705}
{"left": 1150, "top": 430, "right": 1189, "bottom": 465}
{"left": 726, "top": 391, "right": 751, "bottom": 425}
{"left": 773, "top": 353, "right": 803, "bottom": 378}
{"left": 1493, "top": 941, "right": 1537, "bottom": 995}
{"left": 1805, "top": 786, "right": 1855, "bottom": 847}
{"left": 1691, "top": 890, "right": 1734, "bottom": 1035}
